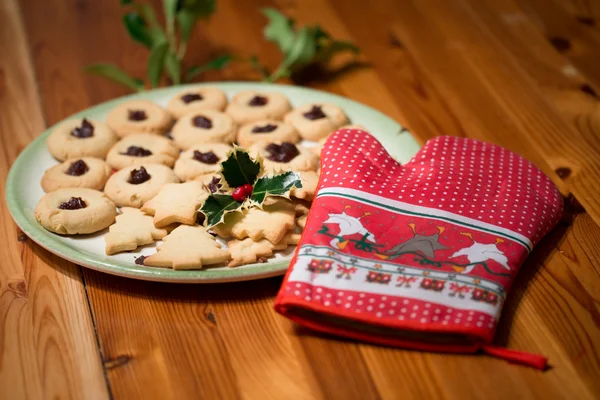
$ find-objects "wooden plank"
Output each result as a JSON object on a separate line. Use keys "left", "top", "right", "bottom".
{"left": 516, "top": 0, "right": 600, "bottom": 90}
{"left": 0, "top": 1, "right": 109, "bottom": 399}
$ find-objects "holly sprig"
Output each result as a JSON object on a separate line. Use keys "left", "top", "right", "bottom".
{"left": 200, "top": 148, "right": 302, "bottom": 228}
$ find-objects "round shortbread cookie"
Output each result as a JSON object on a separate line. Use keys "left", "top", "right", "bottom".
{"left": 46, "top": 118, "right": 118, "bottom": 161}
{"left": 249, "top": 141, "right": 319, "bottom": 173}
{"left": 174, "top": 143, "right": 232, "bottom": 181}
{"left": 225, "top": 90, "right": 291, "bottom": 125}
{"left": 105, "top": 100, "right": 173, "bottom": 137}
{"left": 171, "top": 109, "right": 237, "bottom": 149}
{"left": 104, "top": 163, "right": 179, "bottom": 208}
{"left": 236, "top": 119, "right": 300, "bottom": 149}
{"left": 34, "top": 188, "right": 117, "bottom": 235}
{"left": 41, "top": 157, "right": 112, "bottom": 192}
{"left": 166, "top": 87, "right": 228, "bottom": 119}
{"left": 284, "top": 103, "right": 349, "bottom": 141}
{"left": 106, "top": 133, "right": 180, "bottom": 170}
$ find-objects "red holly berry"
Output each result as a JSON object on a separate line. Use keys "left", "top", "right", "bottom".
{"left": 242, "top": 183, "right": 253, "bottom": 195}
{"left": 232, "top": 186, "right": 247, "bottom": 202}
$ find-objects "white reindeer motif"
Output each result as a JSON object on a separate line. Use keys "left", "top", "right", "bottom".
{"left": 323, "top": 207, "right": 375, "bottom": 249}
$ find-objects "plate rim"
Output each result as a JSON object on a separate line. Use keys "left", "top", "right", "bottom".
{"left": 6, "top": 81, "right": 419, "bottom": 283}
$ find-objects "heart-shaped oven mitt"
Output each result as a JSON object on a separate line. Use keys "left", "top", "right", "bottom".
{"left": 275, "top": 130, "right": 563, "bottom": 369}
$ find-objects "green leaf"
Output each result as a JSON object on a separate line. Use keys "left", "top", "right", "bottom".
{"left": 177, "top": 10, "right": 197, "bottom": 43}
{"left": 184, "top": 54, "right": 232, "bottom": 82}
{"left": 136, "top": 3, "right": 159, "bottom": 27}
{"left": 281, "top": 26, "right": 317, "bottom": 72}
{"left": 177, "top": 0, "right": 215, "bottom": 41}
{"left": 315, "top": 40, "right": 360, "bottom": 64}
{"left": 164, "top": 52, "right": 181, "bottom": 84}
{"left": 122, "top": 12, "right": 153, "bottom": 48}
{"left": 262, "top": 8, "right": 296, "bottom": 54}
{"left": 84, "top": 64, "right": 144, "bottom": 91}
{"left": 249, "top": 55, "right": 270, "bottom": 79}
{"left": 220, "top": 147, "right": 261, "bottom": 188}
{"left": 251, "top": 171, "right": 302, "bottom": 204}
{"left": 121, "top": 0, "right": 133, "bottom": 5}
{"left": 147, "top": 39, "right": 169, "bottom": 87}
{"left": 200, "top": 194, "right": 240, "bottom": 228}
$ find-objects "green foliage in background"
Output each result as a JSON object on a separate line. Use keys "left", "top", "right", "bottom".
{"left": 85, "top": 0, "right": 231, "bottom": 91}
{"left": 252, "top": 8, "right": 360, "bottom": 82}
{"left": 84, "top": 3, "right": 360, "bottom": 90}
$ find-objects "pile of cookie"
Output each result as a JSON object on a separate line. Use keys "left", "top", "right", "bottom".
{"left": 34, "top": 87, "right": 363, "bottom": 269}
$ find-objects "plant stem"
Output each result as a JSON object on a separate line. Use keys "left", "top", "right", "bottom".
{"left": 177, "top": 40, "right": 188, "bottom": 61}
{"left": 264, "top": 64, "right": 288, "bottom": 82}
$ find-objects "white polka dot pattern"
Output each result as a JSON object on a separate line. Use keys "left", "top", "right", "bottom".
{"left": 319, "top": 130, "right": 563, "bottom": 245}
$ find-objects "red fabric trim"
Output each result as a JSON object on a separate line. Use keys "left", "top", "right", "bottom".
{"left": 481, "top": 344, "right": 548, "bottom": 370}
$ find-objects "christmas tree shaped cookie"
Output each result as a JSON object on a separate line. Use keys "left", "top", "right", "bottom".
{"left": 105, "top": 207, "right": 170, "bottom": 255}
{"left": 141, "top": 181, "right": 209, "bottom": 228}
{"left": 143, "top": 225, "right": 230, "bottom": 270}
{"left": 212, "top": 198, "right": 296, "bottom": 244}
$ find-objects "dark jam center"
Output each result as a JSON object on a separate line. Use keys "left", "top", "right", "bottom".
{"left": 248, "top": 95, "right": 268, "bottom": 106}
{"left": 251, "top": 124, "right": 278, "bottom": 133}
{"left": 128, "top": 166, "right": 151, "bottom": 185}
{"left": 265, "top": 142, "right": 300, "bottom": 163}
{"left": 135, "top": 255, "right": 147, "bottom": 265}
{"left": 207, "top": 176, "right": 222, "bottom": 193}
{"left": 195, "top": 213, "right": 206, "bottom": 225}
{"left": 71, "top": 118, "right": 94, "bottom": 138}
{"left": 181, "top": 93, "right": 203, "bottom": 104}
{"left": 66, "top": 159, "right": 89, "bottom": 176}
{"left": 193, "top": 150, "right": 219, "bottom": 164}
{"left": 128, "top": 109, "right": 148, "bottom": 121}
{"left": 192, "top": 116, "right": 213, "bottom": 129}
{"left": 121, "top": 146, "right": 153, "bottom": 157}
{"left": 58, "top": 197, "right": 86, "bottom": 210}
{"left": 303, "top": 105, "right": 327, "bottom": 120}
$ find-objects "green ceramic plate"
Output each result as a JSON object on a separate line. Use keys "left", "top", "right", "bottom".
{"left": 6, "top": 82, "right": 420, "bottom": 283}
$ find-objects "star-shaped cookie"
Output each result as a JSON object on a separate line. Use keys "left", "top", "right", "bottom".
{"left": 141, "top": 181, "right": 209, "bottom": 228}
{"left": 105, "top": 207, "right": 170, "bottom": 255}
{"left": 144, "top": 225, "right": 230, "bottom": 269}
{"left": 212, "top": 198, "right": 295, "bottom": 244}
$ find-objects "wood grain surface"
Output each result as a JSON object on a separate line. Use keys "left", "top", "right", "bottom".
{"left": 1, "top": 0, "right": 600, "bottom": 398}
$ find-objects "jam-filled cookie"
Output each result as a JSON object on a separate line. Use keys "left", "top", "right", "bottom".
{"left": 105, "top": 100, "right": 173, "bottom": 137}
{"left": 41, "top": 157, "right": 112, "bottom": 192}
{"left": 34, "top": 188, "right": 117, "bottom": 235}
{"left": 166, "top": 86, "right": 228, "bottom": 119}
{"left": 173, "top": 143, "right": 232, "bottom": 182}
{"left": 103, "top": 163, "right": 179, "bottom": 208}
{"left": 284, "top": 103, "right": 349, "bottom": 141}
{"left": 225, "top": 91, "right": 291, "bottom": 124}
{"left": 47, "top": 118, "right": 118, "bottom": 161}
{"left": 171, "top": 109, "right": 236, "bottom": 149}
{"left": 236, "top": 119, "right": 300, "bottom": 148}
{"left": 106, "top": 133, "right": 180, "bottom": 170}
{"left": 249, "top": 141, "right": 319, "bottom": 173}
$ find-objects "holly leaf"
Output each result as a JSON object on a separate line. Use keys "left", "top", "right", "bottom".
{"left": 220, "top": 148, "right": 261, "bottom": 188}
{"left": 200, "top": 194, "right": 240, "bottom": 228}
{"left": 251, "top": 171, "right": 302, "bottom": 204}
{"left": 262, "top": 8, "right": 296, "bottom": 54}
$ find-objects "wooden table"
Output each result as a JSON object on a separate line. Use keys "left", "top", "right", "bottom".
{"left": 2, "top": 0, "right": 600, "bottom": 398}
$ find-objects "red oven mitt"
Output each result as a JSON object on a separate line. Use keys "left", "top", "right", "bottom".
{"left": 275, "top": 130, "right": 563, "bottom": 369}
